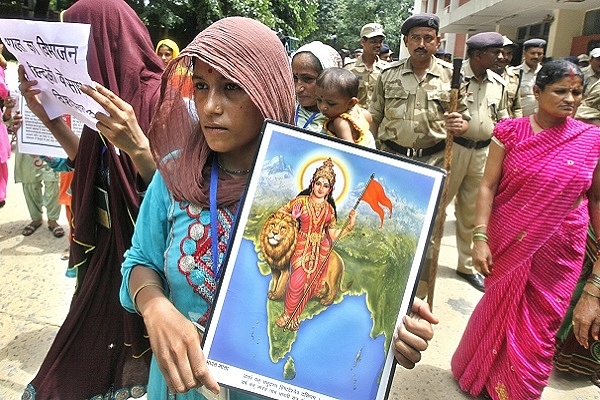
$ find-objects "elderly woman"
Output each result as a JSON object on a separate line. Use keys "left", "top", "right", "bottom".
{"left": 291, "top": 41, "right": 342, "bottom": 133}
{"left": 452, "top": 59, "right": 600, "bottom": 399}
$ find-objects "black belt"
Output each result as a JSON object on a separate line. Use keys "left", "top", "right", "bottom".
{"left": 383, "top": 140, "right": 446, "bottom": 157}
{"left": 453, "top": 137, "right": 491, "bottom": 149}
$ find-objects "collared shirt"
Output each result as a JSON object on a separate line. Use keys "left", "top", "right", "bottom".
{"left": 577, "top": 79, "right": 600, "bottom": 121}
{"left": 511, "top": 62, "right": 541, "bottom": 116}
{"left": 461, "top": 61, "right": 509, "bottom": 141}
{"left": 583, "top": 67, "right": 600, "bottom": 97}
{"left": 369, "top": 56, "right": 470, "bottom": 149}
{"left": 345, "top": 55, "right": 389, "bottom": 109}
{"left": 501, "top": 67, "right": 523, "bottom": 118}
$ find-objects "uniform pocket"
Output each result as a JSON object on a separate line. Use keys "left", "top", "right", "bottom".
{"left": 384, "top": 87, "right": 409, "bottom": 119}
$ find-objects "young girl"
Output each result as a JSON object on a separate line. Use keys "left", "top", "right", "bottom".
{"left": 120, "top": 17, "right": 437, "bottom": 399}
{"left": 315, "top": 67, "right": 376, "bottom": 148}
{"left": 120, "top": 17, "right": 295, "bottom": 399}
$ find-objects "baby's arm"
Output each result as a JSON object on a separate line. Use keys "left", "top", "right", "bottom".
{"left": 330, "top": 117, "right": 356, "bottom": 143}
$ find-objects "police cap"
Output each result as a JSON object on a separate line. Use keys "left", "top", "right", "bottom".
{"left": 466, "top": 32, "right": 504, "bottom": 50}
{"left": 401, "top": 13, "right": 440, "bottom": 36}
{"left": 523, "top": 38, "right": 546, "bottom": 49}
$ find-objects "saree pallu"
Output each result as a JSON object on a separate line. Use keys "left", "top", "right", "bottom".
{"left": 451, "top": 117, "right": 600, "bottom": 400}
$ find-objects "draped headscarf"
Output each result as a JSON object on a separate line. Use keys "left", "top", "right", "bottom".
{"left": 155, "top": 38, "right": 180, "bottom": 58}
{"left": 293, "top": 41, "right": 343, "bottom": 70}
{"left": 149, "top": 17, "right": 295, "bottom": 207}
{"left": 63, "top": 0, "right": 164, "bottom": 270}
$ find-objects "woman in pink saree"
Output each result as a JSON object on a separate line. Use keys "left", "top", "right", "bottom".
{"left": 451, "top": 59, "right": 600, "bottom": 399}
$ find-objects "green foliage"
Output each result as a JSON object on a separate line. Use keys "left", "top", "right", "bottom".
{"left": 43, "top": 0, "right": 413, "bottom": 58}
{"left": 333, "top": 0, "right": 414, "bottom": 55}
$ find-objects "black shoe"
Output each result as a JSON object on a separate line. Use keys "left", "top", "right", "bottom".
{"left": 456, "top": 271, "right": 485, "bottom": 292}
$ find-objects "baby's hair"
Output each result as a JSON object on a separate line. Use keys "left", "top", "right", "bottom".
{"left": 316, "top": 67, "right": 359, "bottom": 98}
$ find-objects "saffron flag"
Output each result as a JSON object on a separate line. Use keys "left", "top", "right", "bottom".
{"left": 360, "top": 178, "right": 392, "bottom": 229}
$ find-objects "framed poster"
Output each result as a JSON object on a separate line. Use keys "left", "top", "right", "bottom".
{"left": 202, "top": 120, "right": 446, "bottom": 400}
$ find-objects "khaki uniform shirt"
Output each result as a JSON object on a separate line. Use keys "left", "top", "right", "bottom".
{"left": 577, "top": 80, "right": 600, "bottom": 120}
{"left": 584, "top": 68, "right": 600, "bottom": 97}
{"left": 369, "top": 56, "right": 470, "bottom": 149}
{"left": 462, "top": 62, "right": 509, "bottom": 140}
{"left": 510, "top": 62, "right": 541, "bottom": 116}
{"left": 345, "top": 55, "right": 389, "bottom": 109}
{"left": 501, "top": 67, "right": 522, "bottom": 118}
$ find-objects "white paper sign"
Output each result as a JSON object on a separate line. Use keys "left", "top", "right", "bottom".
{"left": 0, "top": 19, "right": 103, "bottom": 129}
{"left": 15, "top": 94, "right": 84, "bottom": 158}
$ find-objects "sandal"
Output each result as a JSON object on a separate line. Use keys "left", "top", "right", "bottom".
{"left": 61, "top": 248, "right": 70, "bottom": 260}
{"left": 22, "top": 221, "right": 42, "bottom": 236}
{"left": 49, "top": 225, "right": 65, "bottom": 238}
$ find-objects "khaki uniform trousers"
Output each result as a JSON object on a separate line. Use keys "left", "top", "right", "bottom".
{"left": 394, "top": 150, "right": 446, "bottom": 300}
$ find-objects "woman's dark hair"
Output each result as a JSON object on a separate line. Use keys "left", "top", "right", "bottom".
{"left": 535, "top": 59, "right": 584, "bottom": 90}
{"left": 292, "top": 51, "right": 323, "bottom": 74}
{"left": 316, "top": 67, "right": 359, "bottom": 98}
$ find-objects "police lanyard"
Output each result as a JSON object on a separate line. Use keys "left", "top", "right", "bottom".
{"left": 295, "top": 104, "right": 319, "bottom": 129}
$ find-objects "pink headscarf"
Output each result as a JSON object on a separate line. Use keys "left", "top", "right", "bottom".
{"left": 149, "top": 17, "right": 296, "bottom": 207}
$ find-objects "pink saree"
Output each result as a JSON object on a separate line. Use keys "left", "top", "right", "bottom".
{"left": 451, "top": 117, "right": 600, "bottom": 400}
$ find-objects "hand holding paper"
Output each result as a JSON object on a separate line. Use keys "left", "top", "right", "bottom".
{"left": 0, "top": 18, "right": 103, "bottom": 129}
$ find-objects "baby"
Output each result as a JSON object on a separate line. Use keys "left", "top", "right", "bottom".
{"left": 315, "top": 67, "right": 376, "bottom": 148}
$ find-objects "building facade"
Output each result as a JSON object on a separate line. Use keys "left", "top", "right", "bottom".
{"left": 407, "top": 0, "right": 600, "bottom": 64}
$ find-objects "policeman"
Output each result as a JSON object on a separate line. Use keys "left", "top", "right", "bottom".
{"left": 445, "top": 32, "right": 509, "bottom": 292}
{"left": 369, "top": 13, "right": 470, "bottom": 299}
{"left": 510, "top": 38, "right": 545, "bottom": 116}
{"left": 345, "top": 23, "right": 389, "bottom": 109}
{"left": 497, "top": 36, "right": 522, "bottom": 118}
{"left": 584, "top": 48, "right": 600, "bottom": 95}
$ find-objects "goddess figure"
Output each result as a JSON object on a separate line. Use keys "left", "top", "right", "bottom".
{"left": 275, "top": 158, "right": 356, "bottom": 331}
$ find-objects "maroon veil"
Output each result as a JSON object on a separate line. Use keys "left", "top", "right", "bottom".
{"left": 24, "top": 0, "right": 163, "bottom": 398}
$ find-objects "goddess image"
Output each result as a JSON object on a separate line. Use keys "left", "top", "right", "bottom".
{"left": 262, "top": 158, "right": 356, "bottom": 331}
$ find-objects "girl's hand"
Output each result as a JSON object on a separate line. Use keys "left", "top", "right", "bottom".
{"left": 393, "top": 297, "right": 438, "bottom": 369}
{"left": 81, "top": 83, "right": 149, "bottom": 157}
{"left": 142, "top": 298, "right": 220, "bottom": 395}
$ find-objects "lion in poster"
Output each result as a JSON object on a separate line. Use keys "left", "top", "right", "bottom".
{"left": 260, "top": 210, "right": 346, "bottom": 306}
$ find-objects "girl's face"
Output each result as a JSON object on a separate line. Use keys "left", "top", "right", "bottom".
{"left": 312, "top": 177, "right": 332, "bottom": 199}
{"left": 535, "top": 75, "right": 583, "bottom": 119}
{"left": 157, "top": 45, "right": 174, "bottom": 66}
{"left": 292, "top": 52, "right": 320, "bottom": 110}
{"left": 315, "top": 85, "right": 354, "bottom": 119}
{"left": 192, "top": 60, "right": 263, "bottom": 161}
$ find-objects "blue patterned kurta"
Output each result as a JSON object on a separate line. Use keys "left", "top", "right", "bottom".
{"left": 120, "top": 171, "right": 257, "bottom": 400}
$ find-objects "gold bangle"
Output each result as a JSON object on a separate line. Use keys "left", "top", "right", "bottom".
{"left": 132, "top": 281, "right": 164, "bottom": 315}
{"left": 472, "top": 232, "right": 489, "bottom": 242}
{"left": 586, "top": 280, "right": 600, "bottom": 291}
{"left": 583, "top": 288, "right": 600, "bottom": 299}
{"left": 473, "top": 224, "right": 487, "bottom": 232}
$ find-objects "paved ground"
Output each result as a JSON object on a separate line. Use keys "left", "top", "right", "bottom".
{"left": 0, "top": 151, "right": 598, "bottom": 400}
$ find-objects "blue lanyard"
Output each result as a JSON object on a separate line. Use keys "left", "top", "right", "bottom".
{"left": 209, "top": 157, "right": 242, "bottom": 282}
{"left": 210, "top": 158, "right": 221, "bottom": 281}
{"left": 295, "top": 104, "right": 319, "bottom": 129}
